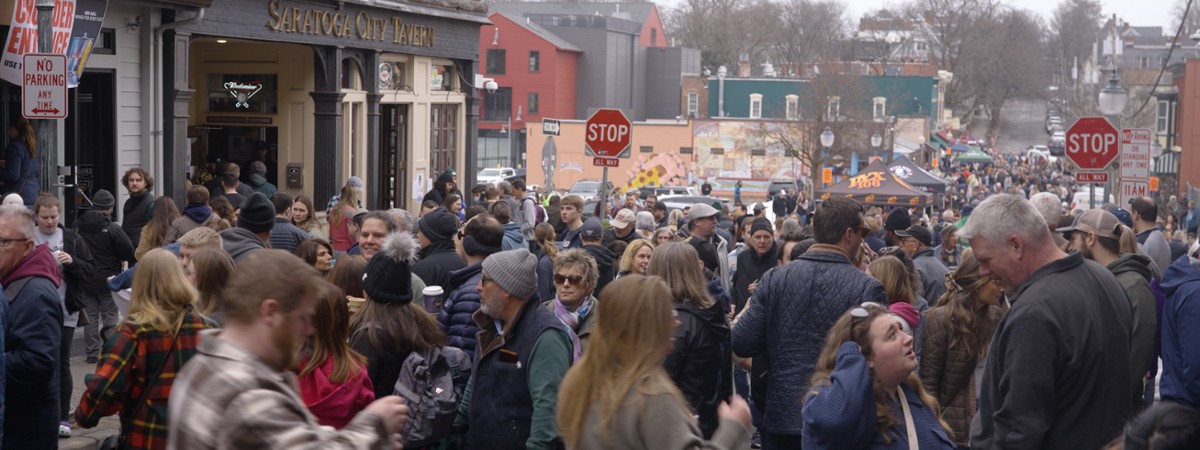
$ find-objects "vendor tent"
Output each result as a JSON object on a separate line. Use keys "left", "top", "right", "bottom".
{"left": 950, "top": 143, "right": 970, "bottom": 152}
{"left": 957, "top": 148, "right": 994, "bottom": 164}
{"left": 817, "top": 160, "right": 932, "bottom": 207}
{"left": 888, "top": 156, "right": 950, "bottom": 193}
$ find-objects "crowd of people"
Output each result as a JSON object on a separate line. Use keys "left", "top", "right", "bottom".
{"left": 0, "top": 154, "right": 1197, "bottom": 450}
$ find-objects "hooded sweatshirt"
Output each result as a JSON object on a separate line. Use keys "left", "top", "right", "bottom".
{"left": 248, "top": 173, "right": 277, "bottom": 197}
{"left": 219, "top": 227, "right": 267, "bottom": 262}
{"left": 732, "top": 240, "right": 777, "bottom": 315}
{"left": 412, "top": 239, "right": 466, "bottom": 292}
{"left": 583, "top": 243, "right": 615, "bottom": 295}
{"left": 3, "top": 244, "right": 63, "bottom": 450}
{"left": 1160, "top": 255, "right": 1200, "bottom": 408}
{"left": 76, "top": 209, "right": 136, "bottom": 295}
{"left": 665, "top": 301, "right": 731, "bottom": 439}
{"left": 297, "top": 356, "right": 376, "bottom": 429}
{"left": 1107, "top": 253, "right": 1158, "bottom": 412}
{"left": 501, "top": 222, "right": 524, "bottom": 251}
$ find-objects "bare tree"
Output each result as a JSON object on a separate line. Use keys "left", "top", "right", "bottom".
{"left": 973, "top": 9, "right": 1051, "bottom": 137}
{"left": 664, "top": 0, "right": 779, "bottom": 71}
{"left": 1172, "top": 0, "right": 1200, "bottom": 37}
{"left": 767, "top": 0, "right": 850, "bottom": 76}
{"left": 901, "top": 0, "right": 1003, "bottom": 111}
{"left": 1049, "top": 0, "right": 1103, "bottom": 87}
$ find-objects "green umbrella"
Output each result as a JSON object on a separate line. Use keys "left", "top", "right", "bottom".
{"left": 956, "top": 148, "right": 993, "bottom": 164}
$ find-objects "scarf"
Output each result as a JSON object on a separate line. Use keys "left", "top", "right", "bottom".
{"left": 552, "top": 295, "right": 596, "bottom": 362}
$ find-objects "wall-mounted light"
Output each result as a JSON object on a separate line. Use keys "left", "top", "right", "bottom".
{"left": 492, "top": 28, "right": 499, "bottom": 45}
{"left": 216, "top": 39, "right": 228, "bottom": 44}
{"left": 126, "top": 15, "right": 142, "bottom": 30}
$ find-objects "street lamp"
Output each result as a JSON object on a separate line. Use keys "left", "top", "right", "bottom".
{"left": 871, "top": 131, "right": 882, "bottom": 161}
{"left": 1097, "top": 69, "right": 1128, "bottom": 116}
{"left": 819, "top": 126, "right": 835, "bottom": 192}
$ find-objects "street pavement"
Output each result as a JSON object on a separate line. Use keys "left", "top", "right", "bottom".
{"left": 60, "top": 328, "right": 120, "bottom": 450}
{"left": 995, "top": 98, "right": 1050, "bottom": 154}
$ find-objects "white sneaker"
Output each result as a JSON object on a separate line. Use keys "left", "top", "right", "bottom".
{"left": 59, "top": 421, "right": 71, "bottom": 438}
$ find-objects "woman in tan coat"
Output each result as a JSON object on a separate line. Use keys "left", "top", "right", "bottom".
{"left": 557, "top": 275, "right": 753, "bottom": 450}
{"left": 919, "top": 249, "right": 1005, "bottom": 446}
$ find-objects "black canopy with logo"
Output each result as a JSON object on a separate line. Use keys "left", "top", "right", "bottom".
{"left": 817, "top": 160, "right": 932, "bottom": 207}
{"left": 887, "top": 155, "right": 950, "bottom": 194}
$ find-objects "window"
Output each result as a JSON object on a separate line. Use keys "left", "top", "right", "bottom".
{"left": 651, "top": 28, "right": 658, "bottom": 46}
{"left": 827, "top": 96, "right": 840, "bottom": 120}
{"left": 430, "top": 104, "right": 458, "bottom": 175}
{"left": 711, "top": 147, "right": 725, "bottom": 155}
{"left": 680, "top": 146, "right": 694, "bottom": 154}
{"left": 93, "top": 28, "right": 116, "bottom": 55}
{"left": 873, "top": 97, "right": 887, "bottom": 122}
{"left": 915, "top": 40, "right": 928, "bottom": 52}
{"left": 785, "top": 95, "right": 799, "bottom": 120}
{"left": 749, "top": 93, "right": 763, "bottom": 119}
{"left": 430, "top": 65, "right": 453, "bottom": 91}
{"left": 528, "top": 92, "right": 539, "bottom": 114}
{"left": 1157, "top": 100, "right": 1170, "bottom": 134}
{"left": 640, "top": 146, "right": 653, "bottom": 153}
{"left": 687, "top": 92, "right": 699, "bottom": 117}
{"left": 483, "top": 88, "right": 512, "bottom": 121}
{"left": 529, "top": 51, "right": 540, "bottom": 72}
{"left": 486, "top": 49, "right": 506, "bottom": 75}
{"left": 750, "top": 148, "right": 766, "bottom": 156}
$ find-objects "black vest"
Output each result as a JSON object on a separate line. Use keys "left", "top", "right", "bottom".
{"left": 468, "top": 300, "right": 566, "bottom": 450}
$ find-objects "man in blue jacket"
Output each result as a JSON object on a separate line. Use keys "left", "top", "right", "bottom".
{"left": 1161, "top": 251, "right": 1200, "bottom": 409}
{"left": 439, "top": 214, "right": 503, "bottom": 358}
{"left": 732, "top": 196, "right": 886, "bottom": 450}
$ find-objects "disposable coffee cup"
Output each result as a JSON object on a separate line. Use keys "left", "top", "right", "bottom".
{"left": 423, "top": 286, "right": 444, "bottom": 314}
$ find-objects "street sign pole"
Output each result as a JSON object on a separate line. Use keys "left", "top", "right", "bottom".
{"left": 35, "top": 0, "right": 56, "bottom": 196}
{"left": 600, "top": 166, "right": 608, "bottom": 219}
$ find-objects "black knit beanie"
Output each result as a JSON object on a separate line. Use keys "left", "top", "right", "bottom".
{"left": 362, "top": 232, "right": 418, "bottom": 304}
{"left": 418, "top": 207, "right": 459, "bottom": 242}
{"left": 238, "top": 192, "right": 276, "bottom": 234}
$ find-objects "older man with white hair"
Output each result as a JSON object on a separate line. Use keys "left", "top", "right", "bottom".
{"left": 962, "top": 194, "right": 1132, "bottom": 450}
{"left": 1029, "top": 191, "right": 1067, "bottom": 250}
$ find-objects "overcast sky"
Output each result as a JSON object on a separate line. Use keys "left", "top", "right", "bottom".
{"left": 656, "top": 0, "right": 1181, "bottom": 34}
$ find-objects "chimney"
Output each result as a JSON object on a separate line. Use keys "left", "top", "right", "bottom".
{"left": 738, "top": 53, "right": 751, "bottom": 77}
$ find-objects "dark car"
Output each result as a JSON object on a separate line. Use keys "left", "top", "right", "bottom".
{"left": 767, "top": 179, "right": 799, "bottom": 200}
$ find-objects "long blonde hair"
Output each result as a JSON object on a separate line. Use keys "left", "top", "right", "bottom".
{"left": 869, "top": 256, "right": 915, "bottom": 305}
{"left": 557, "top": 275, "right": 687, "bottom": 449}
{"left": 646, "top": 242, "right": 714, "bottom": 309}
{"left": 330, "top": 184, "right": 359, "bottom": 225}
{"left": 808, "top": 305, "right": 951, "bottom": 443}
{"left": 127, "top": 249, "right": 198, "bottom": 335}
{"left": 618, "top": 239, "right": 654, "bottom": 274}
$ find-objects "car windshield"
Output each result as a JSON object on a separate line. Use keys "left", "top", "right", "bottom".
{"left": 480, "top": 169, "right": 502, "bottom": 177}
{"left": 572, "top": 182, "right": 599, "bottom": 191}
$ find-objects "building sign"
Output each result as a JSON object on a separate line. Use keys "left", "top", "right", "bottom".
{"left": 224, "top": 81, "right": 263, "bottom": 109}
{"left": 1, "top": 0, "right": 107, "bottom": 88}
{"left": 266, "top": 0, "right": 435, "bottom": 48}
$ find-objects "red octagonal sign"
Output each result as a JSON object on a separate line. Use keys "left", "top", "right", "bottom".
{"left": 585, "top": 108, "right": 632, "bottom": 159}
{"left": 1065, "top": 116, "right": 1119, "bottom": 171}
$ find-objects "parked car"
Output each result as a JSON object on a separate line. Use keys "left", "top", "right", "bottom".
{"left": 1046, "top": 116, "right": 1062, "bottom": 133}
{"left": 767, "top": 178, "right": 800, "bottom": 200}
{"left": 1071, "top": 190, "right": 1114, "bottom": 211}
{"left": 657, "top": 195, "right": 734, "bottom": 214}
{"left": 633, "top": 186, "right": 695, "bottom": 200}
{"left": 567, "top": 179, "right": 613, "bottom": 201}
{"left": 478, "top": 167, "right": 515, "bottom": 186}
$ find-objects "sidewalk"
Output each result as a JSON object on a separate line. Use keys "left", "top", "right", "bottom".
{"left": 60, "top": 328, "right": 119, "bottom": 450}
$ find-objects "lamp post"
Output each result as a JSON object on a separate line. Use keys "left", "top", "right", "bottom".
{"left": 815, "top": 126, "right": 835, "bottom": 200}
{"left": 871, "top": 131, "right": 882, "bottom": 162}
{"left": 1097, "top": 66, "right": 1127, "bottom": 208}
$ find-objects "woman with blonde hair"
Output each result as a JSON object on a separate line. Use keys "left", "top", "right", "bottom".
{"left": 297, "top": 281, "right": 375, "bottom": 429}
{"left": 558, "top": 275, "right": 752, "bottom": 450}
{"left": 328, "top": 184, "right": 360, "bottom": 252}
{"left": 803, "top": 302, "right": 954, "bottom": 448}
{"left": 668, "top": 208, "right": 685, "bottom": 231}
{"left": 135, "top": 196, "right": 182, "bottom": 260}
{"left": 616, "top": 238, "right": 654, "bottom": 278}
{"left": 291, "top": 194, "right": 326, "bottom": 240}
{"left": 535, "top": 221, "right": 560, "bottom": 302}
{"left": 75, "top": 248, "right": 218, "bottom": 449}
{"left": 919, "top": 249, "right": 1003, "bottom": 447}
{"left": 647, "top": 242, "right": 731, "bottom": 439}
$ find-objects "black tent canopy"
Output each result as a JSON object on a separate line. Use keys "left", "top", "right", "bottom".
{"left": 887, "top": 155, "right": 950, "bottom": 194}
{"left": 817, "top": 161, "right": 932, "bottom": 207}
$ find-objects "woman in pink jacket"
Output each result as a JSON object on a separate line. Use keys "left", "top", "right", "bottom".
{"left": 295, "top": 281, "right": 375, "bottom": 428}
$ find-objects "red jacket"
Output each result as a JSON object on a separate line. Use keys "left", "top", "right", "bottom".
{"left": 297, "top": 356, "right": 375, "bottom": 429}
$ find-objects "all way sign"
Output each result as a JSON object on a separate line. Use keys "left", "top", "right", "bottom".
{"left": 23, "top": 53, "right": 66, "bottom": 119}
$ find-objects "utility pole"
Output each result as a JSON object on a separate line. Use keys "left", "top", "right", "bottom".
{"left": 35, "top": 0, "right": 58, "bottom": 196}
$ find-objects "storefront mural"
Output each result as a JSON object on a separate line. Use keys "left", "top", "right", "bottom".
{"left": 692, "top": 120, "right": 807, "bottom": 182}
{"left": 622, "top": 152, "right": 689, "bottom": 191}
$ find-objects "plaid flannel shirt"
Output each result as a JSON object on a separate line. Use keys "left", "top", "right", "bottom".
{"left": 75, "top": 311, "right": 218, "bottom": 449}
{"left": 167, "top": 329, "right": 390, "bottom": 450}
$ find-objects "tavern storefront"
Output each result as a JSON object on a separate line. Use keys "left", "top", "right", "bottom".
{"left": 172, "top": 0, "right": 488, "bottom": 210}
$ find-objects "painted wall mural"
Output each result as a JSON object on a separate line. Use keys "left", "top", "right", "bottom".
{"left": 692, "top": 120, "right": 807, "bottom": 182}
{"left": 622, "top": 152, "right": 690, "bottom": 191}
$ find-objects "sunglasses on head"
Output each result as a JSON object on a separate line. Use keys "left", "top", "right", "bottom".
{"left": 554, "top": 274, "right": 585, "bottom": 285}
{"left": 849, "top": 302, "right": 887, "bottom": 338}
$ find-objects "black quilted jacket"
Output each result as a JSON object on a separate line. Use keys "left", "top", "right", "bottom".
{"left": 731, "top": 249, "right": 887, "bottom": 435}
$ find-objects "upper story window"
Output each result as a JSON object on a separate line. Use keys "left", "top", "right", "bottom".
{"left": 785, "top": 95, "right": 799, "bottom": 120}
{"left": 749, "top": 93, "right": 763, "bottom": 119}
{"left": 873, "top": 97, "right": 887, "bottom": 122}
{"left": 687, "top": 92, "right": 699, "bottom": 117}
{"left": 529, "top": 51, "right": 540, "bottom": 72}
{"left": 1157, "top": 100, "right": 1170, "bottom": 134}
{"left": 486, "top": 49, "right": 506, "bottom": 75}
{"left": 651, "top": 28, "right": 658, "bottom": 46}
{"left": 483, "top": 88, "right": 512, "bottom": 121}
{"left": 827, "top": 96, "right": 840, "bottom": 120}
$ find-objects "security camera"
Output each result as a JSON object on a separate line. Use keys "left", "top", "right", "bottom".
{"left": 484, "top": 79, "right": 498, "bottom": 94}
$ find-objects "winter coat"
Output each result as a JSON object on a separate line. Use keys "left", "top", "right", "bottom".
{"left": 731, "top": 241, "right": 777, "bottom": 315}
{"left": 918, "top": 304, "right": 1004, "bottom": 446}
{"left": 572, "top": 391, "right": 751, "bottom": 450}
{"left": 536, "top": 252, "right": 555, "bottom": 303}
{"left": 439, "top": 262, "right": 484, "bottom": 358}
{"left": 970, "top": 252, "right": 1132, "bottom": 450}
{"left": 2, "top": 141, "right": 38, "bottom": 206}
{"left": 912, "top": 247, "right": 949, "bottom": 303}
{"left": 412, "top": 241, "right": 466, "bottom": 291}
{"left": 1137, "top": 227, "right": 1173, "bottom": 281}
{"left": 122, "top": 192, "right": 155, "bottom": 251}
{"left": 269, "top": 218, "right": 310, "bottom": 254}
{"left": 59, "top": 227, "right": 97, "bottom": 314}
{"left": 166, "top": 204, "right": 219, "bottom": 244}
{"left": 75, "top": 210, "right": 136, "bottom": 296}
{"left": 501, "top": 222, "right": 524, "bottom": 251}
{"left": 664, "top": 301, "right": 731, "bottom": 439}
{"left": 732, "top": 248, "right": 887, "bottom": 435}
{"left": 542, "top": 296, "right": 598, "bottom": 354}
{"left": 803, "top": 342, "right": 956, "bottom": 450}
{"left": 1159, "top": 255, "right": 1200, "bottom": 409}
{"left": 1107, "top": 253, "right": 1159, "bottom": 413}
{"left": 3, "top": 244, "right": 63, "bottom": 450}
{"left": 297, "top": 356, "right": 376, "bottom": 430}
{"left": 219, "top": 227, "right": 267, "bottom": 262}
{"left": 248, "top": 173, "right": 277, "bottom": 197}
{"left": 582, "top": 243, "right": 616, "bottom": 296}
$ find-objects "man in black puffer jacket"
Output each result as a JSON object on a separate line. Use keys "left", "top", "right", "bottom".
{"left": 74, "top": 189, "right": 135, "bottom": 363}
{"left": 732, "top": 196, "right": 886, "bottom": 449}
{"left": 413, "top": 208, "right": 466, "bottom": 291}
{"left": 438, "top": 214, "right": 503, "bottom": 359}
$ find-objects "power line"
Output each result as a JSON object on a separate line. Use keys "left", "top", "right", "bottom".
{"left": 1128, "top": 0, "right": 1194, "bottom": 119}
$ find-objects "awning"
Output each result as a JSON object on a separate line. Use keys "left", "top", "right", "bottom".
{"left": 1154, "top": 151, "right": 1179, "bottom": 175}
{"left": 889, "top": 155, "right": 950, "bottom": 193}
{"left": 817, "top": 161, "right": 932, "bottom": 207}
{"left": 930, "top": 133, "right": 950, "bottom": 150}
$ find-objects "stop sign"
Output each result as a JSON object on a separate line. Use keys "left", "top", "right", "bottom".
{"left": 1066, "top": 117, "right": 1119, "bottom": 170}
{"left": 585, "top": 108, "right": 632, "bottom": 159}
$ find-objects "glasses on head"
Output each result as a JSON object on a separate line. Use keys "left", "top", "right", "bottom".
{"left": 554, "top": 274, "right": 585, "bottom": 286}
{"left": 0, "top": 237, "right": 28, "bottom": 248}
{"left": 849, "top": 301, "right": 886, "bottom": 337}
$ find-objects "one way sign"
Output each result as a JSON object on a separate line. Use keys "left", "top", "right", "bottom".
{"left": 22, "top": 54, "right": 67, "bottom": 119}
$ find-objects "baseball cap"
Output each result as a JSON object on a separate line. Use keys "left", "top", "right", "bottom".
{"left": 580, "top": 218, "right": 604, "bottom": 239}
{"left": 347, "top": 176, "right": 365, "bottom": 192}
{"left": 612, "top": 209, "right": 636, "bottom": 229}
{"left": 884, "top": 208, "right": 912, "bottom": 232}
{"left": 1057, "top": 209, "right": 1120, "bottom": 240}
{"left": 898, "top": 225, "right": 933, "bottom": 247}
{"left": 689, "top": 203, "right": 720, "bottom": 221}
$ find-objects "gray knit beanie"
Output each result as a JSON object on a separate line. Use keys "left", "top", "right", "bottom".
{"left": 481, "top": 248, "right": 539, "bottom": 300}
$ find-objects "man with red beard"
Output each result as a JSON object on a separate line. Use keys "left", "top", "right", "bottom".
{"left": 168, "top": 250, "right": 410, "bottom": 449}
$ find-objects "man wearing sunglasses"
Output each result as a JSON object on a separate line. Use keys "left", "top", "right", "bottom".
{"left": 732, "top": 196, "right": 886, "bottom": 450}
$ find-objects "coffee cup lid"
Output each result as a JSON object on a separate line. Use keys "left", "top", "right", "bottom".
{"left": 423, "top": 286, "right": 443, "bottom": 296}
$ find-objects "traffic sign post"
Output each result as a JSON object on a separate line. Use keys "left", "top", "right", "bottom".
{"left": 585, "top": 109, "right": 633, "bottom": 218}
{"left": 542, "top": 118, "right": 560, "bottom": 136}
{"left": 1076, "top": 172, "right": 1109, "bottom": 183}
{"left": 22, "top": 53, "right": 66, "bottom": 119}
{"left": 1119, "top": 128, "right": 1151, "bottom": 206}
{"left": 1066, "top": 117, "right": 1119, "bottom": 209}
{"left": 1120, "top": 180, "right": 1150, "bottom": 206}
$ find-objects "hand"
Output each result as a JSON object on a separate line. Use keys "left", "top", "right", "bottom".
{"left": 717, "top": 395, "right": 752, "bottom": 430}
{"left": 747, "top": 280, "right": 759, "bottom": 295}
{"left": 55, "top": 251, "right": 72, "bottom": 265}
{"left": 364, "top": 395, "right": 409, "bottom": 436}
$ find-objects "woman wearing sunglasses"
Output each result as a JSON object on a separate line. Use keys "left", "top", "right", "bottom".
{"left": 802, "top": 302, "right": 955, "bottom": 449}
{"left": 544, "top": 248, "right": 601, "bottom": 361}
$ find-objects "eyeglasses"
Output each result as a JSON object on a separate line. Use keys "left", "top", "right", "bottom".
{"left": 0, "top": 237, "right": 28, "bottom": 248}
{"left": 852, "top": 224, "right": 871, "bottom": 238}
{"left": 554, "top": 274, "right": 585, "bottom": 285}
{"left": 480, "top": 275, "right": 496, "bottom": 285}
{"left": 849, "top": 302, "right": 886, "bottom": 338}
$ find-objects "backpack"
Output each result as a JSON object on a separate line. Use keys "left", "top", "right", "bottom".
{"left": 535, "top": 203, "right": 546, "bottom": 224}
{"left": 393, "top": 346, "right": 472, "bottom": 448}
{"left": 521, "top": 195, "right": 546, "bottom": 225}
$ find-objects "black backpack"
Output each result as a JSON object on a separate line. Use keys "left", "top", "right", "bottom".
{"left": 393, "top": 346, "right": 471, "bottom": 448}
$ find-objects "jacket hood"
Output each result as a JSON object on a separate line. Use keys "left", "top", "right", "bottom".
{"left": 502, "top": 222, "right": 523, "bottom": 238}
{"left": 1107, "top": 253, "right": 1153, "bottom": 284}
{"left": 583, "top": 243, "right": 615, "bottom": 268}
{"left": 248, "top": 173, "right": 269, "bottom": 187}
{"left": 417, "top": 237, "right": 457, "bottom": 260}
{"left": 677, "top": 300, "right": 730, "bottom": 340}
{"left": 297, "top": 357, "right": 375, "bottom": 429}
{"left": 76, "top": 209, "right": 112, "bottom": 232}
{"left": 219, "top": 227, "right": 267, "bottom": 260}
{"left": 182, "top": 204, "right": 213, "bottom": 223}
{"left": 4, "top": 243, "right": 62, "bottom": 287}
{"left": 1162, "top": 255, "right": 1200, "bottom": 296}
{"left": 449, "top": 262, "right": 483, "bottom": 287}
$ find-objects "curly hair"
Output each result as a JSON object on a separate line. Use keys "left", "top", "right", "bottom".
{"left": 121, "top": 167, "right": 155, "bottom": 191}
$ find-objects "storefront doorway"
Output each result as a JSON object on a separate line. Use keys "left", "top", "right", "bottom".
{"left": 381, "top": 104, "right": 409, "bottom": 209}
{"left": 72, "top": 70, "right": 116, "bottom": 219}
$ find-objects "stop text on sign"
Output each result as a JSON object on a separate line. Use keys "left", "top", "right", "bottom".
{"left": 586, "top": 123, "right": 629, "bottom": 143}
{"left": 1067, "top": 132, "right": 1117, "bottom": 155}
